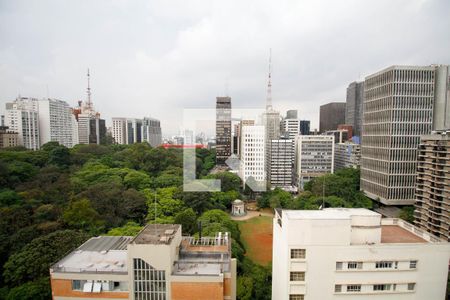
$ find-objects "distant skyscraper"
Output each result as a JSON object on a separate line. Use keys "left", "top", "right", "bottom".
{"left": 361, "top": 65, "right": 449, "bottom": 205}
{"left": 269, "top": 138, "right": 294, "bottom": 189}
{"left": 142, "top": 117, "right": 162, "bottom": 147}
{"left": 319, "top": 102, "right": 346, "bottom": 133}
{"left": 38, "top": 98, "right": 76, "bottom": 148}
{"left": 72, "top": 69, "right": 106, "bottom": 145}
{"left": 4, "top": 97, "right": 40, "bottom": 150}
{"left": 112, "top": 117, "right": 162, "bottom": 147}
{"left": 414, "top": 131, "right": 449, "bottom": 241}
{"left": 286, "top": 109, "right": 298, "bottom": 119}
{"left": 112, "top": 117, "right": 127, "bottom": 144}
{"left": 233, "top": 120, "right": 255, "bottom": 157}
{"left": 299, "top": 120, "right": 310, "bottom": 135}
{"left": 295, "top": 135, "right": 334, "bottom": 189}
{"left": 216, "top": 96, "right": 232, "bottom": 165}
{"left": 240, "top": 125, "right": 265, "bottom": 186}
{"left": 345, "top": 81, "right": 364, "bottom": 137}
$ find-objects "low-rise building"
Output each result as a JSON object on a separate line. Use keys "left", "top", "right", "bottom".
{"left": 50, "top": 224, "right": 236, "bottom": 300}
{"left": 0, "top": 126, "right": 19, "bottom": 148}
{"left": 272, "top": 208, "right": 450, "bottom": 300}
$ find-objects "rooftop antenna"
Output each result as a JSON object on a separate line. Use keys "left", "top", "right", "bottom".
{"left": 266, "top": 48, "right": 273, "bottom": 111}
{"left": 86, "top": 68, "right": 92, "bottom": 109}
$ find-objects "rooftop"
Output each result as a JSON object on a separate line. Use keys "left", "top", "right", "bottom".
{"left": 132, "top": 224, "right": 180, "bottom": 245}
{"left": 51, "top": 236, "right": 133, "bottom": 274}
{"left": 284, "top": 208, "right": 380, "bottom": 220}
{"left": 381, "top": 225, "right": 426, "bottom": 243}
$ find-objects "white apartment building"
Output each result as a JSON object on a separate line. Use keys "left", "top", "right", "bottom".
{"left": 281, "top": 118, "right": 300, "bottom": 139}
{"left": 4, "top": 97, "right": 40, "bottom": 150}
{"left": 76, "top": 113, "right": 91, "bottom": 145}
{"left": 240, "top": 125, "right": 266, "bottom": 187}
{"left": 272, "top": 208, "right": 450, "bottom": 300}
{"left": 295, "top": 135, "right": 334, "bottom": 189}
{"left": 112, "top": 117, "right": 127, "bottom": 144}
{"left": 334, "top": 142, "right": 361, "bottom": 170}
{"left": 38, "top": 98, "right": 75, "bottom": 148}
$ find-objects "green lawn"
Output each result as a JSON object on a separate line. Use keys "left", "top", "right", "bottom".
{"left": 237, "top": 216, "right": 273, "bottom": 266}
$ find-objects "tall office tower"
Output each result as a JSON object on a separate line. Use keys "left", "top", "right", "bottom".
{"left": 142, "top": 117, "right": 162, "bottom": 147}
{"left": 240, "top": 125, "right": 265, "bottom": 187}
{"left": 414, "top": 131, "right": 450, "bottom": 241}
{"left": 4, "top": 97, "right": 40, "bottom": 150}
{"left": 272, "top": 208, "right": 450, "bottom": 300}
{"left": 216, "top": 96, "right": 232, "bottom": 165}
{"left": 281, "top": 110, "right": 300, "bottom": 139}
{"left": 38, "top": 98, "right": 75, "bottom": 148}
{"left": 345, "top": 81, "right": 364, "bottom": 137}
{"left": 295, "top": 135, "right": 334, "bottom": 189}
{"left": 361, "top": 65, "right": 449, "bottom": 205}
{"left": 334, "top": 142, "right": 361, "bottom": 170}
{"left": 319, "top": 102, "right": 346, "bottom": 133}
{"left": 232, "top": 123, "right": 239, "bottom": 155}
{"left": 112, "top": 117, "right": 127, "bottom": 144}
{"left": 433, "top": 65, "right": 450, "bottom": 131}
{"left": 0, "top": 126, "right": 19, "bottom": 148}
{"left": 299, "top": 120, "right": 310, "bottom": 135}
{"left": 73, "top": 70, "right": 106, "bottom": 145}
{"left": 269, "top": 138, "right": 294, "bottom": 189}
{"left": 50, "top": 224, "right": 236, "bottom": 300}
{"left": 125, "top": 118, "right": 143, "bottom": 144}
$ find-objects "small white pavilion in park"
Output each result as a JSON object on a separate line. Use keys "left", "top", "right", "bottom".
{"left": 231, "top": 199, "right": 246, "bottom": 216}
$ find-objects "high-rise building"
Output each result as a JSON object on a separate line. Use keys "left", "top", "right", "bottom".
{"left": 0, "top": 126, "right": 19, "bottom": 149}
{"left": 281, "top": 110, "right": 300, "bottom": 140}
{"left": 269, "top": 138, "right": 294, "bottom": 189}
{"left": 361, "top": 65, "right": 449, "bottom": 205}
{"left": 414, "top": 131, "right": 450, "bottom": 241}
{"left": 4, "top": 97, "right": 40, "bottom": 150}
{"left": 142, "top": 117, "right": 162, "bottom": 147}
{"left": 433, "top": 65, "right": 450, "bottom": 131}
{"left": 50, "top": 224, "right": 236, "bottom": 300}
{"left": 233, "top": 120, "right": 255, "bottom": 157}
{"left": 345, "top": 81, "right": 364, "bottom": 137}
{"left": 112, "top": 117, "right": 127, "bottom": 144}
{"left": 319, "top": 102, "right": 346, "bottom": 133}
{"left": 72, "top": 70, "right": 106, "bottom": 145}
{"left": 216, "top": 96, "right": 232, "bottom": 165}
{"left": 240, "top": 125, "right": 265, "bottom": 187}
{"left": 38, "top": 98, "right": 76, "bottom": 148}
{"left": 294, "top": 135, "right": 334, "bottom": 189}
{"left": 272, "top": 208, "right": 450, "bottom": 300}
{"left": 334, "top": 142, "right": 361, "bottom": 170}
{"left": 299, "top": 120, "right": 310, "bottom": 135}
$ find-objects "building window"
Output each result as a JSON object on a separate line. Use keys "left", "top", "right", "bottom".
{"left": 290, "top": 249, "right": 306, "bottom": 259}
{"left": 289, "top": 295, "right": 304, "bottom": 300}
{"left": 373, "top": 284, "right": 391, "bottom": 291}
{"left": 346, "top": 285, "right": 361, "bottom": 292}
{"left": 407, "top": 283, "right": 416, "bottom": 291}
{"left": 347, "top": 261, "right": 362, "bottom": 269}
{"left": 335, "top": 285, "right": 342, "bottom": 293}
{"left": 133, "top": 258, "right": 166, "bottom": 300}
{"left": 72, "top": 280, "right": 85, "bottom": 291}
{"left": 336, "top": 262, "right": 343, "bottom": 270}
{"left": 290, "top": 272, "right": 305, "bottom": 281}
{"left": 375, "top": 261, "right": 393, "bottom": 269}
{"left": 409, "top": 260, "right": 417, "bottom": 269}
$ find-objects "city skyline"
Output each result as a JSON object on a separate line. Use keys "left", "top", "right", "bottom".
{"left": 1, "top": 0, "right": 449, "bottom": 135}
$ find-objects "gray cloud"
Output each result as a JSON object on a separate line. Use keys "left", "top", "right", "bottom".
{"left": 1, "top": 0, "right": 449, "bottom": 135}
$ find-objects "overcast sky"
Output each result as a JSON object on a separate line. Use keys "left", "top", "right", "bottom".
{"left": 1, "top": 0, "right": 449, "bottom": 136}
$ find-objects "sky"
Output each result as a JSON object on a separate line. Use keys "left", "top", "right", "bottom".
{"left": 0, "top": 0, "right": 449, "bottom": 136}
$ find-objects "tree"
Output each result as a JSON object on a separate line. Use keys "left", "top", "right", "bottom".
{"left": 123, "top": 170, "right": 152, "bottom": 190}
{"left": 205, "top": 172, "right": 241, "bottom": 192}
{"left": 0, "top": 189, "right": 22, "bottom": 207}
{"left": 198, "top": 209, "right": 240, "bottom": 240}
{"left": 5, "top": 277, "right": 51, "bottom": 300}
{"left": 3, "top": 230, "right": 90, "bottom": 286}
{"left": 399, "top": 206, "right": 414, "bottom": 223}
{"left": 62, "top": 199, "right": 104, "bottom": 231}
{"left": 236, "top": 276, "right": 253, "bottom": 300}
{"left": 47, "top": 145, "right": 71, "bottom": 168}
{"left": 174, "top": 208, "right": 197, "bottom": 234}
{"left": 107, "top": 222, "right": 143, "bottom": 236}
